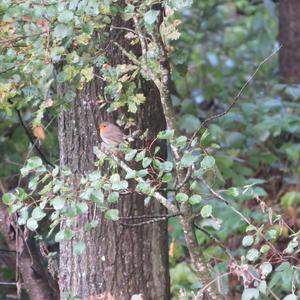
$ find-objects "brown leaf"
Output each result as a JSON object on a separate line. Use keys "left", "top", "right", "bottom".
{"left": 46, "top": 98, "right": 54, "bottom": 107}
{"left": 33, "top": 126, "right": 46, "bottom": 141}
{"left": 169, "top": 239, "right": 175, "bottom": 257}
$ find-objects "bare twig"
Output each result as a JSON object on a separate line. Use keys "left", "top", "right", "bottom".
{"left": 0, "top": 281, "right": 18, "bottom": 286}
{"left": 203, "top": 180, "right": 280, "bottom": 256}
{"left": 193, "top": 223, "right": 237, "bottom": 263}
{"left": 119, "top": 213, "right": 181, "bottom": 220}
{"left": 120, "top": 212, "right": 181, "bottom": 227}
{"left": 202, "top": 45, "right": 281, "bottom": 127}
{"left": 190, "top": 45, "right": 282, "bottom": 143}
{"left": 198, "top": 272, "right": 231, "bottom": 297}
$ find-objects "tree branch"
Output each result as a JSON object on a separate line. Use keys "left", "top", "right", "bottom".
{"left": 97, "top": 146, "right": 178, "bottom": 213}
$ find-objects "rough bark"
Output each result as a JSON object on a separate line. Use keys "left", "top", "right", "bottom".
{"left": 0, "top": 200, "right": 58, "bottom": 300}
{"left": 279, "top": 0, "right": 300, "bottom": 83}
{"left": 58, "top": 18, "right": 170, "bottom": 300}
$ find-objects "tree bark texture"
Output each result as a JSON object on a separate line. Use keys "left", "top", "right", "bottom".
{"left": 279, "top": 0, "right": 300, "bottom": 83}
{"left": 0, "top": 201, "right": 58, "bottom": 300}
{"left": 58, "top": 16, "right": 170, "bottom": 300}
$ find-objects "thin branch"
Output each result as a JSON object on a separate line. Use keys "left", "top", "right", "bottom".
{"left": 176, "top": 166, "right": 192, "bottom": 190}
{"left": 15, "top": 108, "right": 55, "bottom": 168}
{"left": 193, "top": 223, "right": 237, "bottom": 263}
{"left": 203, "top": 180, "right": 280, "bottom": 256}
{"left": 0, "top": 248, "right": 16, "bottom": 253}
{"left": 190, "top": 45, "right": 282, "bottom": 144}
{"left": 0, "top": 281, "right": 18, "bottom": 286}
{"left": 110, "top": 25, "right": 138, "bottom": 37}
{"left": 0, "top": 32, "right": 47, "bottom": 46}
{"left": 119, "top": 213, "right": 181, "bottom": 220}
{"left": 198, "top": 272, "right": 231, "bottom": 297}
{"left": 98, "top": 146, "right": 178, "bottom": 213}
{"left": 201, "top": 45, "right": 281, "bottom": 127}
{"left": 120, "top": 212, "right": 182, "bottom": 227}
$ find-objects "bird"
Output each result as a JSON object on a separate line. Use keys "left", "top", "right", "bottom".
{"left": 99, "top": 122, "right": 124, "bottom": 147}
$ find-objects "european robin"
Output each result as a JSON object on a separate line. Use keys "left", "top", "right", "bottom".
{"left": 99, "top": 122, "right": 124, "bottom": 147}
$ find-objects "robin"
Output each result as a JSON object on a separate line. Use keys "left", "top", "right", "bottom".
{"left": 99, "top": 122, "right": 124, "bottom": 147}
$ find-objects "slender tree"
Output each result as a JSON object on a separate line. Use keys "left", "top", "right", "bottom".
{"left": 279, "top": 0, "right": 300, "bottom": 83}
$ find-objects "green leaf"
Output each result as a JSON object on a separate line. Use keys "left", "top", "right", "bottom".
{"left": 266, "top": 229, "right": 277, "bottom": 240}
{"left": 246, "top": 225, "right": 256, "bottom": 232}
{"left": 84, "top": 220, "right": 99, "bottom": 231}
{"left": 55, "top": 230, "right": 64, "bottom": 242}
{"left": 169, "top": 0, "right": 193, "bottom": 10}
{"left": 275, "top": 261, "right": 290, "bottom": 272}
{"left": 200, "top": 129, "right": 211, "bottom": 146}
{"left": 180, "top": 153, "right": 198, "bottom": 168}
{"left": 162, "top": 173, "right": 173, "bottom": 183}
{"left": 201, "top": 205, "right": 212, "bottom": 218}
{"left": 179, "top": 114, "right": 200, "bottom": 132}
{"left": 108, "top": 192, "right": 119, "bottom": 204}
{"left": 27, "top": 218, "right": 38, "bottom": 231}
{"left": 157, "top": 130, "right": 174, "bottom": 140}
{"left": 110, "top": 173, "right": 120, "bottom": 183}
{"left": 282, "top": 294, "right": 298, "bottom": 300}
{"left": 9, "top": 203, "right": 22, "bottom": 214}
{"left": 88, "top": 170, "right": 102, "bottom": 182}
{"left": 18, "top": 207, "right": 29, "bottom": 225}
{"left": 125, "top": 149, "right": 137, "bottom": 161}
{"left": 176, "top": 193, "right": 189, "bottom": 203}
{"left": 27, "top": 156, "right": 43, "bottom": 169}
{"left": 58, "top": 10, "right": 74, "bottom": 23}
{"left": 284, "top": 238, "right": 298, "bottom": 254}
{"left": 200, "top": 156, "right": 215, "bottom": 169}
{"left": 32, "top": 207, "right": 46, "bottom": 221}
{"left": 144, "top": 196, "right": 151, "bottom": 206}
{"left": 112, "top": 180, "right": 128, "bottom": 191}
{"left": 144, "top": 10, "right": 159, "bottom": 25}
{"left": 52, "top": 197, "right": 65, "bottom": 210}
{"left": 76, "top": 202, "right": 89, "bottom": 214}
{"left": 241, "top": 288, "right": 259, "bottom": 300}
{"left": 90, "top": 190, "right": 104, "bottom": 204}
{"left": 280, "top": 191, "right": 300, "bottom": 210}
{"left": 74, "top": 241, "right": 86, "bottom": 255}
{"left": 28, "top": 176, "right": 39, "bottom": 191}
{"left": 258, "top": 280, "right": 267, "bottom": 295}
{"left": 125, "top": 170, "right": 137, "bottom": 179}
{"left": 246, "top": 248, "right": 260, "bottom": 261}
{"left": 81, "top": 66, "right": 94, "bottom": 82}
{"left": 53, "top": 24, "right": 72, "bottom": 40}
{"left": 135, "top": 150, "right": 146, "bottom": 162}
{"left": 163, "top": 161, "right": 173, "bottom": 172}
{"left": 142, "top": 157, "right": 152, "bottom": 168}
{"left": 175, "top": 136, "right": 187, "bottom": 149}
{"left": 136, "top": 182, "right": 152, "bottom": 194}
{"left": 105, "top": 209, "right": 119, "bottom": 221}
{"left": 189, "top": 194, "right": 202, "bottom": 205}
{"left": 15, "top": 188, "right": 27, "bottom": 201}
{"left": 64, "top": 228, "right": 74, "bottom": 240}
{"left": 2, "top": 192, "right": 16, "bottom": 205}
{"left": 260, "top": 262, "right": 272, "bottom": 276}
{"left": 260, "top": 244, "right": 270, "bottom": 253}
{"left": 136, "top": 169, "right": 148, "bottom": 177}
{"left": 53, "top": 180, "right": 63, "bottom": 193}
{"left": 242, "top": 235, "right": 254, "bottom": 247}
{"left": 226, "top": 187, "right": 239, "bottom": 197}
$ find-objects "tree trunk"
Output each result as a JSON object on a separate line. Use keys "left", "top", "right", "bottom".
{"left": 58, "top": 18, "right": 170, "bottom": 300}
{"left": 279, "top": 0, "right": 300, "bottom": 83}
